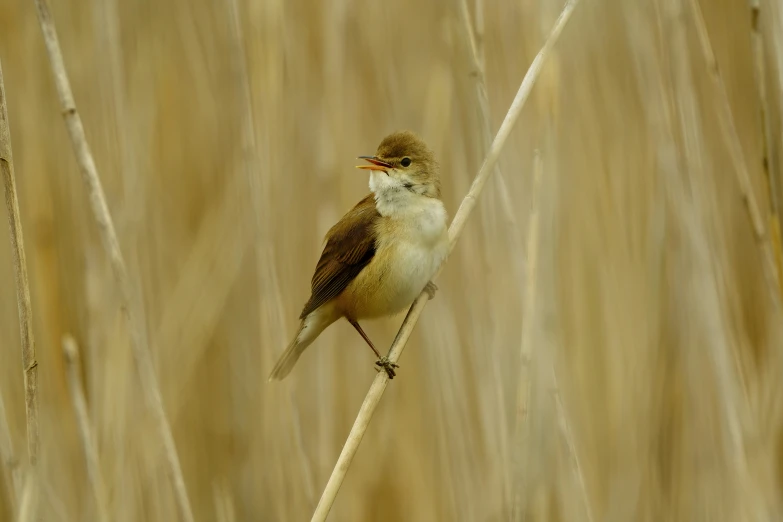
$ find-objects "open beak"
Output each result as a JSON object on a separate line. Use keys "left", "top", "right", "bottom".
{"left": 356, "top": 156, "right": 392, "bottom": 172}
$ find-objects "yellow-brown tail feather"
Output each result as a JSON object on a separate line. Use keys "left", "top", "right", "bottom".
{"left": 268, "top": 307, "right": 338, "bottom": 381}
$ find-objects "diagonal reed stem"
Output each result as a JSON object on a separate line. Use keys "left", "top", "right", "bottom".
{"left": 0, "top": 58, "right": 40, "bottom": 470}
{"left": 30, "top": 1, "right": 195, "bottom": 521}
{"left": 310, "top": 1, "right": 580, "bottom": 520}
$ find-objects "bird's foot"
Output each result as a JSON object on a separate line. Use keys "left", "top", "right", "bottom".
{"left": 375, "top": 356, "right": 399, "bottom": 379}
{"left": 424, "top": 281, "right": 438, "bottom": 300}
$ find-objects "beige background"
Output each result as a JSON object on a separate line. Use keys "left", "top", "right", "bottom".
{"left": 2, "top": 0, "right": 783, "bottom": 520}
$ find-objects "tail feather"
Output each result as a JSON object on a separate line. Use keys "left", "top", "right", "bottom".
{"left": 268, "top": 308, "right": 337, "bottom": 381}
{"left": 268, "top": 335, "right": 309, "bottom": 381}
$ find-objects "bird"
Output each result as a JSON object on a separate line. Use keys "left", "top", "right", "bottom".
{"left": 268, "top": 130, "right": 449, "bottom": 381}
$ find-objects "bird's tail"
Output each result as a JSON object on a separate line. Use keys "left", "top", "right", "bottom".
{"left": 268, "top": 308, "right": 337, "bottom": 381}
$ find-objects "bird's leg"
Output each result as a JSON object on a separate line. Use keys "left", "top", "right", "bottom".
{"left": 348, "top": 319, "right": 398, "bottom": 379}
{"left": 348, "top": 319, "right": 382, "bottom": 358}
{"left": 424, "top": 281, "right": 438, "bottom": 300}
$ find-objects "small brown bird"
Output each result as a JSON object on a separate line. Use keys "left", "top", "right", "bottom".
{"left": 268, "top": 131, "right": 449, "bottom": 380}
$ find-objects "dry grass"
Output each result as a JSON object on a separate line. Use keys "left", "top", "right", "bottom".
{"left": 1, "top": 0, "right": 783, "bottom": 521}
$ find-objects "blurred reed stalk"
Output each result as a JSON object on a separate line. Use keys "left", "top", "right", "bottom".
{"left": 225, "top": 0, "right": 263, "bottom": 239}
{"left": 30, "top": 1, "right": 195, "bottom": 521}
{"left": 62, "top": 335, "right": 109, "bottom": 522}
{"left": 749, "top": 0, "right": 783, "bottom": 297}
{"left": 687, "top": 0, "right": 783, "bottom": 307}
{"left": 212, "top": 479, "right": 237, "bottom": 522}
{"left": 457, "top": 0, "right": 516, "bottom": 227}
{"left": 224, "top": 0, "right": 316, "bottom": 505}
{"left": 0, "top": 57, "right": 40, "bottom": 473}
{"left": 659, "top": 0, "right": 761, "bottom": 515}
{"left": 457, "top": 0, "right": 518, "bottom": 508}
{"left": 550, "top": 364, "right": 592, "bottom": 521}
{"left": 511, "top": 151, "right": 592, "bottom": 522}
{"left": 310, "top": 2, "right": 580, "bottom": 520}
{"left": 16, "top": 471, "right": 38, "bottom": 522}
{"left": 0, "top": 392, "right": 21, "bottom": 518}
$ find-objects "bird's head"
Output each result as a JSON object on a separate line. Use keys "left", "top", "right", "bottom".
{"left": 357, "top": 130, "right": 440, "bottom": 198}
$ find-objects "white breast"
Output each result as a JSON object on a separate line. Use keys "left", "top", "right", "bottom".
{"left": 375, "top": 196, "right": 449, "bottom": 315}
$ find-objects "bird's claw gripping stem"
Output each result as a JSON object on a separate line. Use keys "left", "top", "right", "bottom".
{"left": 375, "top": 356, "right": 399, "bottom": 379}
{"left": 424, "top": 281, "right": 438, "bottom": 300}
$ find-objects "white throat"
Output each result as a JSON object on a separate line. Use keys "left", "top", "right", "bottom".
{"left": 368, "top": 170, "right": 429, "bottom": 218}
{"left": 368, "top": 170, "right": 447, "bottom": 250}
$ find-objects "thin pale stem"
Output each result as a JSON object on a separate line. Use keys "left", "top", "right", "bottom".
{"left": 445, "top": 0, "right": 577, "bottom": 252}
{"left": 30, "top": 1, "right": 195, "bottom": 521}
{"left": 0, "top": 58, "right": 40, "bottom": 469}
{"left": 309, "top": 2, "right": 581, "bottom": 520}
{"left": 474, "top": 0, "right": 485, "bottom": 67}
{"left": 550, "top": 367, "right": 593, "bottom": 522}
{"left": 62, "top": 335, "right": 110, "bottom": 522}
{"left": 511, "top": 150, "right": 543, "bottom": 521}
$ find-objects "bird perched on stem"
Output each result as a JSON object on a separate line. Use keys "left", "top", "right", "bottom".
{"left": 268, "top": 131, "right": 448, "bottom": 381}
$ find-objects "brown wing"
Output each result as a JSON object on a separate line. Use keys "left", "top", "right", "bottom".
{"left": 299, "top": 194, "right": 379, "bottom": 318}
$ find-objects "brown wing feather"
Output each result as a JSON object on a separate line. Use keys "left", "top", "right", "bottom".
{"left": 299, "top": 194, "right": 379, "bottom": 318}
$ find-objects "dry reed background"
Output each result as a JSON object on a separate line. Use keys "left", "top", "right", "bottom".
{"left": 1, "top": 0, "right": 783, "bottom": 520}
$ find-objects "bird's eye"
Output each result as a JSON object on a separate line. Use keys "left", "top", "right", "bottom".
{"left": 401, "top": 157, "right": 412, "bottom": 167}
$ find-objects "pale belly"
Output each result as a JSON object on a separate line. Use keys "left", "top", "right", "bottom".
{"left": 339, "top": 236, "right": 449, "bottom": 320}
